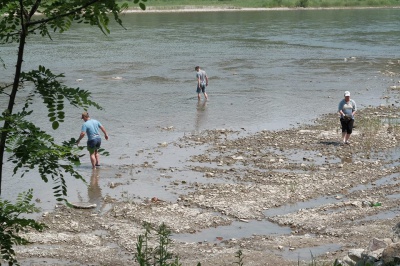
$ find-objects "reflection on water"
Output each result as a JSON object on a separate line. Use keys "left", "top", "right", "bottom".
{"left": 88, "top": 169, "right": 103, "bottom": 211}
{"left": 195, "top": 100, "right": 208, "bottom": 131}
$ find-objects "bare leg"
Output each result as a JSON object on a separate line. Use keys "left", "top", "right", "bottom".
{"left": 90, "top": 151, "right": 97, "bottom": 169}
{"left": 95, "top": 150, "right": 100, "bottom": 166}
{"left": 344, "top": 134, "right": 351, "bottom": 143}
{"left": 204, "top": 92, "right": 208, "bottom": 100}
{"left": 198, "top": 93, "right": 201, "bottom": 100}
{"left": 342, "top": 132, "right": 346, "bottom": 143}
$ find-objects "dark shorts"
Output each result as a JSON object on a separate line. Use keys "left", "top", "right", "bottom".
{"left": 340, "top": 118, "right": 354, "bottom": 134}
{"left": 196, "top": 84, "right": 206, "bottom": 94}
{"left": 87, "top": 138, "right": 101, "bottom": 151}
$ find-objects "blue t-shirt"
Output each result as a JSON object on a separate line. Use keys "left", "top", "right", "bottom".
{"left": 81, "top": 119, "right": 102, "bottom": 141}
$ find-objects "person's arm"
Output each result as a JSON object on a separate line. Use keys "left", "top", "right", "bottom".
{"left": 205, "top": 74, "right": 209, "bottom": 86}
{"left": 338, "top": 102, "right": 344, "bottom": 116}
{"left": 100, "top": 125, "right": 109, "bottom": 140}
{"left": 76, "top": 131, "right": 86, "bottom": 145}
{"left": 352, "top": 100, "right": 357, "bottom": 116}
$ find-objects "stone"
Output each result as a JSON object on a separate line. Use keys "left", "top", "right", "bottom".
{"left": 70, "top": 202, "right": 97, "bottom": 209}
{"left": 342, "top": 255, "right": 356, "bottom": 265}
{"left": 368, "top": 238, "right": 388, "bottom": 252}
{"left": 381, "top": 242, "right": 400, "bottom": 263}
{"left": 392, "top": 222, "right": 400, "bottom": 242}
{"left": 348, "top": 249, "right": 364, "bottom": 261}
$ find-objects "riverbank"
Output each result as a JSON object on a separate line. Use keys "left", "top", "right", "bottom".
{"left": 122, "top": 5, "right": 400, "bottom": 13}
{"left": 14, "top": 101, "right": 400, "bottom": 265}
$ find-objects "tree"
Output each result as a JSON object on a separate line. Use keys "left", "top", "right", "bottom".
{"left": 0, "top": 189, "right": 46, "bottom": 265}
{"left": 0, "top": 0, "right": 146, "bottom": 201}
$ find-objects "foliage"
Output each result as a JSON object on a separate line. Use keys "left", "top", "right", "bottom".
{"left": 234, "top": 250, "right": 244, "bottom": 266}
{"left": 0, "top": 189, "right": 46, "bottom": 266}
{"left": 135, "top": 222, "right": 183, "bottom": 266}
{"left": 296, "top": 0, "right": 309, "bottom": 7}
{"left": 0, "top": 0, "right": 145, "bottom": 203}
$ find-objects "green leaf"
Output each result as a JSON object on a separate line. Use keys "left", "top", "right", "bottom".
{"left": 0, "top": 190, "right": 46, "bottom": 265}
{"left": 52, "top": 121, "right": 59, "bottom": 130}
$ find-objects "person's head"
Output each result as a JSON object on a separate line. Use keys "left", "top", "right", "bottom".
{"left": 344, "top": 91, "right": 351, "bottom": 99}
{"left": 82, "top": 111, "right": 90, "bottom": 121}
{"left": 195, "top": 66, "right": 200, "bottom": 71}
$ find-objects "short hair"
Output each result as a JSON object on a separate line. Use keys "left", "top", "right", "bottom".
{"left": 195, "top": 66, "right": 200, "bottom": 71}
{"left": 82, "top": 111, "right": 89, "bottom": 118}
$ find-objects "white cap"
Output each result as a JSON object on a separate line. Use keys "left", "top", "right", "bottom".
{"left": 344, "top": 91, "right": 350, "bottom": 97}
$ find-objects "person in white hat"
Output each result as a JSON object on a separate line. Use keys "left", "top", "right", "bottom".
{"left": 338, "top": 91, "right": 357, "bottom": 145}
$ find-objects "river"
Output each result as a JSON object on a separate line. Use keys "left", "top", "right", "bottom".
{"left": 1, "top": 8, "right": 399, "bottom": 211}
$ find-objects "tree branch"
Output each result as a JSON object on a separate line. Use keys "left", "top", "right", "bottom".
{"left": 0, "top": 83, "right": 13, "bottom": 97}
{"left": 26, "top": 0, "right": 101, "bottom": 27}
{"left": 28, "top": 0, "right": 42, "bottom": 18}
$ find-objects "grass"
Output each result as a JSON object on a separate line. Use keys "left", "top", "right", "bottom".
{"left": 386, "top": 116, "right": 400, "bottom": 135}
{"left": 121, "top": 0, "right": 400, "bottom": 9}
{"left": 356, "top": 116, "right": 383, "bottom": 152}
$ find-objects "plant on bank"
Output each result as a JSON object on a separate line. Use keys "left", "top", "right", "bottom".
{"left": 0, "top": 189, "right": 46, "bottom": 265}
{"left": 134, "top": 222, "right": 243, "bottom": 266}
{"left": 234, "top": 250, "right": 244, "bottom": 266}
{"left": 135, "top": 222, "right": 186, "bottom": 266}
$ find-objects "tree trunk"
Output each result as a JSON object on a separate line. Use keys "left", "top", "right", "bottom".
{"left": 0, "top": 10, "right": 28, "bottom": 194}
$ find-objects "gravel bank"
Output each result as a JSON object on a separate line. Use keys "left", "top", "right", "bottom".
{"left": 15, "top": 104, "right": 400, "bottom": 266}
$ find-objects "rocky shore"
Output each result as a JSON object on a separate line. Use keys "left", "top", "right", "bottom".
{"left": 15, "top": 104, "right": 400, "bottom": 265}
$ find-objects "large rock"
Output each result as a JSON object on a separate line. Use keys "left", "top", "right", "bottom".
{"left": 348, "top": 249, "right": 364, "bottom": 261}
{"left": 381, "top": 242, "right": 400, "bottom": 263}
{"left": 368, "top": 238, "right": 390, "bottom": 252}
{"left": 392, "top": 222, "right": 400, "bottom": 242}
